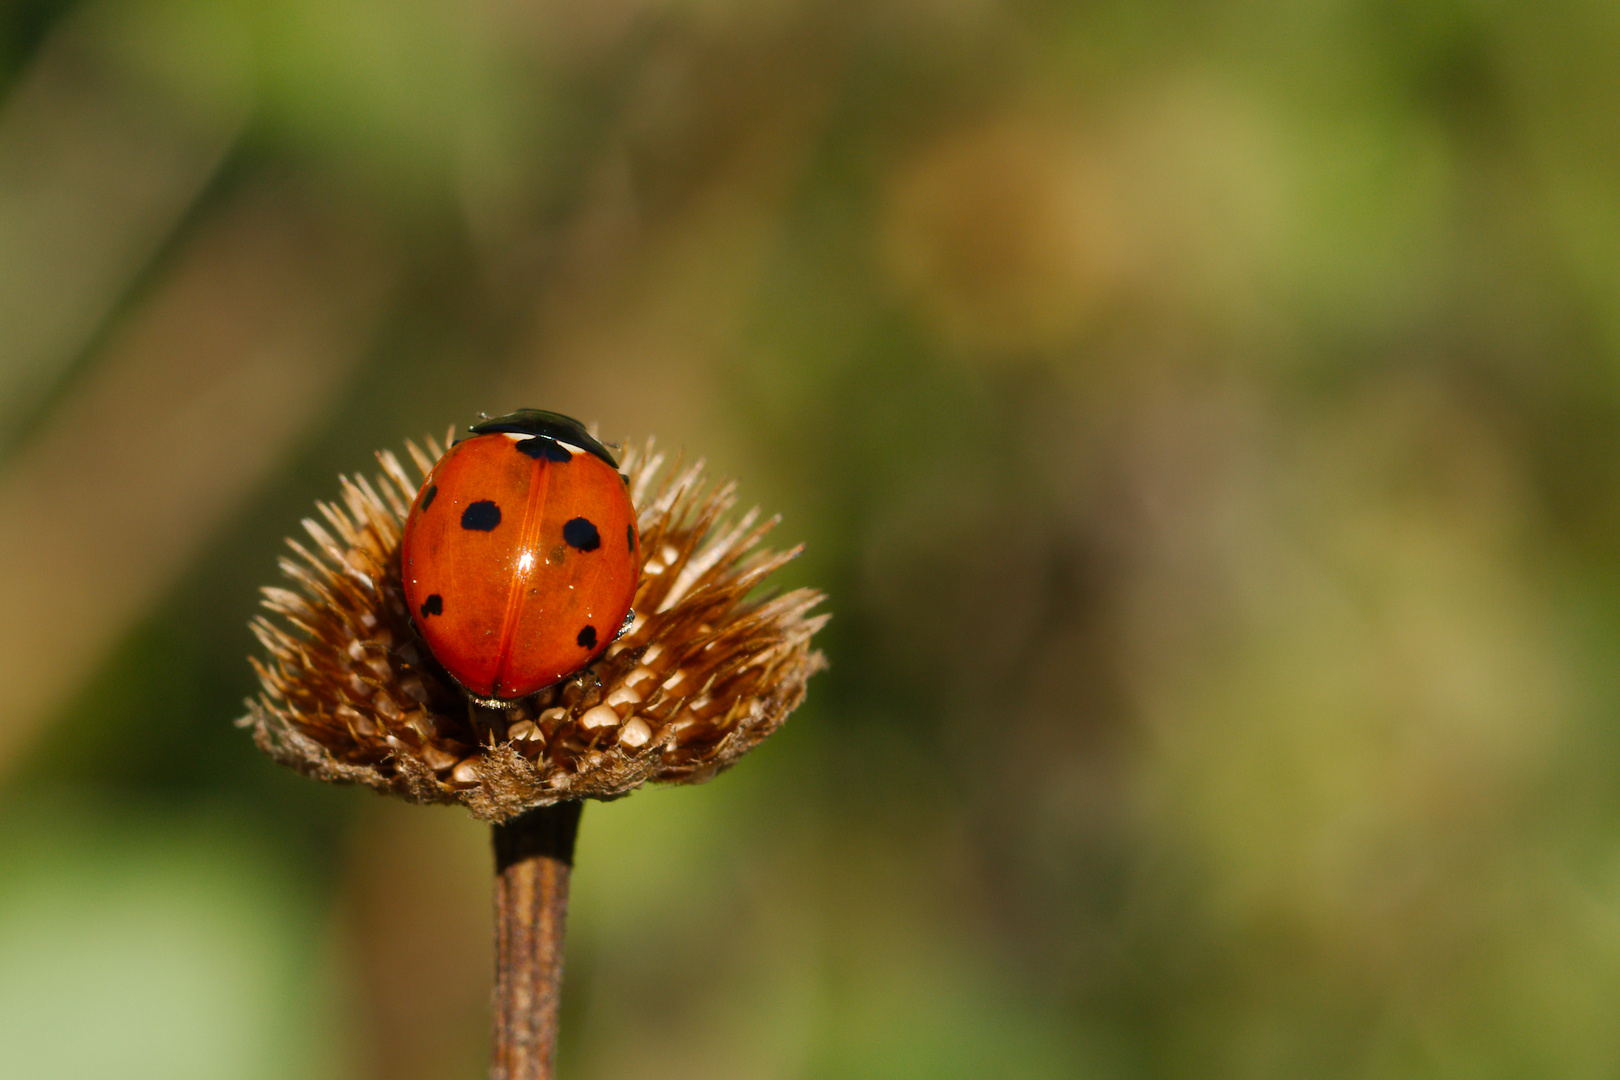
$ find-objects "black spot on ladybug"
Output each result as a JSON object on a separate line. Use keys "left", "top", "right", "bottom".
{"left": 619, "top": 472, "right": 630, "bottom": 486}
{"left": 516, "top": 436, "right": 571, "bottom": 463}
{"left": 627, "top": 522, "right": 635, "bottom": 552}
{"left": 563, "top": 517, "right": 600, "bottom": 551}
{"left": 420, "top": 594, "right": 443, "bottom": 618}
{"left": 576, "top": 625, "right": 597, "bottom": 650}
{"left": 420, "top": 484, "right": 437, "bottom": 511}
{"left": 462, "top": 501, "right": 501, "bottom": 531}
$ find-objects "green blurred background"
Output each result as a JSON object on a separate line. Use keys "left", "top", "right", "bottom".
{"left": 3, "top": 0, "right": 1619, "bottom": 1077}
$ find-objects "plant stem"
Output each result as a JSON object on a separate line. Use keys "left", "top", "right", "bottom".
{"left": 491, "top": 799, "right": 584, "bottom": 1080}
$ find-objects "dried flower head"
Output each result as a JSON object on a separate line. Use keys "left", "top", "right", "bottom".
{"left": 241, "top": 429, "right": 827, "bottom": 821}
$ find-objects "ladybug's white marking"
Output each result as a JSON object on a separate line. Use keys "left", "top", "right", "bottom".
{"left": 497, "top": 431, "right": 587, "bottom": 456}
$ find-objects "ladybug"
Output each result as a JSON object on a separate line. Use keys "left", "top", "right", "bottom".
{"left": 401, "top": 409, "right": 639, "bottom": 704}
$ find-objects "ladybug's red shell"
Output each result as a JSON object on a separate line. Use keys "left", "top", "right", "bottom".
{"left": 401, "top": 413, "right": 639, "bottom": 702}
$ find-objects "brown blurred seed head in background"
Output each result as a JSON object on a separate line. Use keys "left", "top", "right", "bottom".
{"left": 240, "top": 429, "right": 827, "bottom": 821}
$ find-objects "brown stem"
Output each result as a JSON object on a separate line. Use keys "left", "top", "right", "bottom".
{"left": 491, "top": 800, "right": 584, "bottom": 1080}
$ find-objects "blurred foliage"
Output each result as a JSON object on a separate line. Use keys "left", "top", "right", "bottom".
{"left": 4, "top": 0, "right": 1620, "bottom": 1077}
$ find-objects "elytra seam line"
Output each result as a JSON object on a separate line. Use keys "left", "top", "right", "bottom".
{"left": 492, "top": 455, "right": 550, "bottom": 696}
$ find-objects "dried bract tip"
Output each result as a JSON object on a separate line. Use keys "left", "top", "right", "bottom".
{"left": 240, "top": 434, "right": 828, "bottom": 821}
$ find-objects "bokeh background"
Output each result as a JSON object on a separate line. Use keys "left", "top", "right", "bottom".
{"left": 3, "top": 0, "right": 1620, "bottom": 1077}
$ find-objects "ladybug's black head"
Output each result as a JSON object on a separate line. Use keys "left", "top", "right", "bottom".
{"left": 470, "top": 409, "right": 619, "bottom": 468}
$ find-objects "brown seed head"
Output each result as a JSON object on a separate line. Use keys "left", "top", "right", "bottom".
{"left": 240, "top": 432, "right": 828, "bottom": 821}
